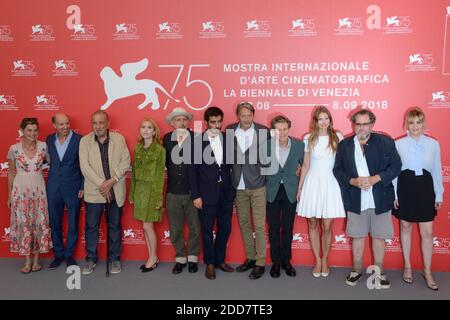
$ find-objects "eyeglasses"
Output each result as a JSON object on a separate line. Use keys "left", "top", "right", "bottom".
{"left": 354, "top": 122, "right": 372, "bottom": 128}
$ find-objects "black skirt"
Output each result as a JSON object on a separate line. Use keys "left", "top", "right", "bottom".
{"left": 393, "top": 169, "right": 437, "bottom": 222}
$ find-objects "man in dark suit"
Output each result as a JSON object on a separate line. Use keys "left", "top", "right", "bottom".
{"left": 333, "top": 109, "right": 401, "bottom": 289}
{"left": 46, "top": 113, "right": 83, "bottom": 269}
{"left": 189, "top": 107, "right": 236, "bottom": 280}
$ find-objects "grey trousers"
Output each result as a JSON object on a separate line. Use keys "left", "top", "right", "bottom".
{"left": 166, "top": 193, "right": 201, "bottom": 263}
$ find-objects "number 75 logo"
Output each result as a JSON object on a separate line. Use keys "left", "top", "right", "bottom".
{"left": 100, "top": 59, "right": 213, "bottom": 112}
{"left": 159, "top": 64, "right": 213, "bottom": 111}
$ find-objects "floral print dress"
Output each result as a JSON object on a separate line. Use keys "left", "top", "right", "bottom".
{"left": 7, "top": 141, "right": 52, "bottom": 255}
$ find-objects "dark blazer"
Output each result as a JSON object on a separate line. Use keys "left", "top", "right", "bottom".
{"left": 226, "top": 122, "right": 270, "bottom": 190}
{"left": 265, "top": 137, "right": 304, "bottom": 204}
{"left": 333, "top": 132, "right": 402, "bottom": 215}
{"left": 188, "top": 132, "right": 236, "bottom": 205}
{"left": 163, "top": 129, "right": 195, "bottom": 195}
{"left": 46, "top": 131, "right": 83, "bottom": 196}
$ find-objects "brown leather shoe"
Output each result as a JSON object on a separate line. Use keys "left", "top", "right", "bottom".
{"left": 205, "top": 264, "right": 216, "bottom": 280}
{"left": 217, "top": 263, "right": 234, "bottom": 272}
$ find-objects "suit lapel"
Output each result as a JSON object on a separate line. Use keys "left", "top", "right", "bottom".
{"left": 60, "top": 132, "right": 76, "bottom": 163}
{"left": 90, "top": 134, "right": 103, "bottom": 175}
{"left": 283, "top": 138, "right": 296, "bottom": 168}
{"left": 348, "top": 136, "right": 359, "bottom": 177}
{"left": 49, "top": 134, "right": 61, "bottom": 165}
{"left": 204, "top": 134, "right": 221, "bottom": 168}
{"left": 219, "top": 133, "right": 225, "bottom": 168}
{"left": 108, "top": 134, "right": 114, "bottom": 169}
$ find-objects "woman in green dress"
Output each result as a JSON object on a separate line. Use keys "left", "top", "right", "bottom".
{"left": 129, "top": 118, "right": 166, "bottom": 272}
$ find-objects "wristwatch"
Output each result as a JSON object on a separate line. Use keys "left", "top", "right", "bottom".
{"left": 114, "top": 176, "right": 120, "bottom": 183}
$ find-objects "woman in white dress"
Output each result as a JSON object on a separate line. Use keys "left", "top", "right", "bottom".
{"left": 296, "top": 106, "right": 345, "bottom": 277}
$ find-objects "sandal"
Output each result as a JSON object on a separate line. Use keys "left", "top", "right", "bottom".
{"left": 20, "top": 262, "right": 32, "bottom": 274}
{"left": 421, "top": 272, "right": 438, "bottom": 291}
{"left": 32, "top": 263, "right": 43, "bottom": 272}
{"left": 402, "top": 268, "right": 413, "bottom": 284}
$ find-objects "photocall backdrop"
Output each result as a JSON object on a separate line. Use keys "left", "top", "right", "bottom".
{"left": 1, "top": 0, "right": 449, "bottom": 271}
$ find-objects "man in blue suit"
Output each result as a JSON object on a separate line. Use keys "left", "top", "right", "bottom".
{"left": 46, "top": 113, "right": 83, "bottom": 269}
{"left": 189, "top": 107, "right": 236, "bottom": 280}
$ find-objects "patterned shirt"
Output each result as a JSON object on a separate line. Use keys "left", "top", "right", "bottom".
{"left": 95, "top": 131, "right": 114, "bottom": 200}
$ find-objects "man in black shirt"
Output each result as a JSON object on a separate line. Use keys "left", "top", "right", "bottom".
{"left": 163, "top": 107, "right": 200, "bottom": 274}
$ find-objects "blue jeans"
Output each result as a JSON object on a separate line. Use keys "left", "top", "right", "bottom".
{"left": 85, "top": 201, "right": 123, "bottom": 263}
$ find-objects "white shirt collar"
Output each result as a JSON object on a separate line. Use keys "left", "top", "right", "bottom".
{"left": 236, "top": 123, "right": 255, "bottom": 133}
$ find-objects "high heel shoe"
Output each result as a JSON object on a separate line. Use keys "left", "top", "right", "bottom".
{"left": 421, "top": 272, "right": 438, "bottom": 291}
{"left": 312, "top": 263, "right": 321, "bottom": 278}
{"left": 321, "top": 263, "right": 330, "bottom": 277}
{"left": 402, "top": 268, "right": 413, "bottom": 284}
{"left": 142, "top": 259, "right": 159, "bottom": 273}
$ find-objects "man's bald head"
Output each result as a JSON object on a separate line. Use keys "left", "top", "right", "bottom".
{"left": 52, "top": 113, "right": 70, "bottom": 124}
{"left": 52, "top": 113, "right": 71, "bottom": 137}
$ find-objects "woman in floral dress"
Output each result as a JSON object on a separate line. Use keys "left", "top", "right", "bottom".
{"left": 7, "top": 118, "right": 52, "bottom": 273}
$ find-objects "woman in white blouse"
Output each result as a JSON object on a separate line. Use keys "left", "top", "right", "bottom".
{"left": 394, "top": 107, "right": 444, "bottom": 291}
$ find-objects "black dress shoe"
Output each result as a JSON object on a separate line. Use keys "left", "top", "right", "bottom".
{"left": 172, "top": 262, "right": 186, "bottom": 274}
{"left": 205, "top": 264, "right": 216, "bottom": 280}
{"left": 49, "top": 257, "right": 65, "bottom": 270}
{"left": 249, "top": 266, "right": 265, "bottom": 280}
{"left": 282, "top": 262, "right": 297, "bottom": 277}
{"left": 188, "top": 262, "right": 198, "bottom": 273}
{"left": 236, "top": 259, "right": 256, "bottom": 272}
{"left": 66, "top": 257, "right": 78, "bottom": 267}
{"left": 270, "top": 262, "right": 281, "bottom": 278}
{"left": 217, "top": 263, "right": 234, "bottom": 272}
{"left": 142, "top": 259, "right": 159, "bottom": 273}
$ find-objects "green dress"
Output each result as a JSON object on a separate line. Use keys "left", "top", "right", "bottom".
{"left": 129, "top": 142, "right": 166, "bottom": 222}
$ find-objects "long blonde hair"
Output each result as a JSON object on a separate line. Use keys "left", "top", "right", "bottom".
{"left": 307, "top": 106, "right": 339, "bottom": 153}
{"left": 137, "top": 118, "right": 162, "bottom": 145}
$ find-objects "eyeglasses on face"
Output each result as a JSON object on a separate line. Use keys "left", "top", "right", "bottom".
{"left": 354, "top": 122, "right": 372, "bottom": 128}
